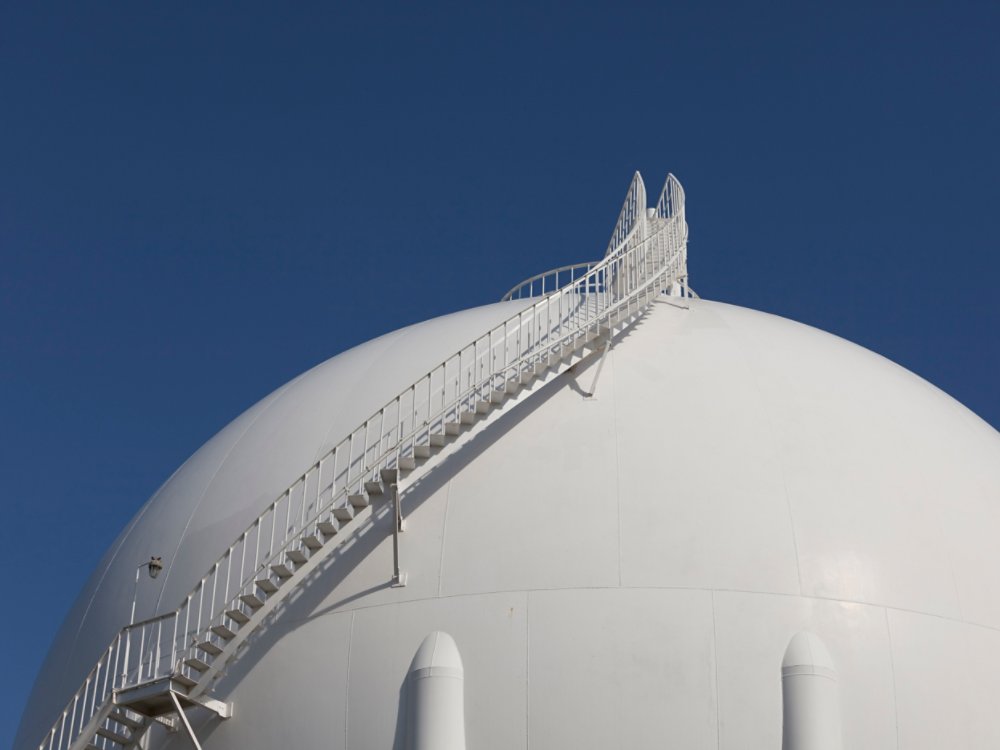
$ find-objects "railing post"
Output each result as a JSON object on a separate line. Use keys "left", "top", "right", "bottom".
{"left": 66, "top": 696, "right": 78, "bottom": 746}
{"left": 121, "top": 627, "right": 131, "bottom": 684}
{"left": 171, "top": 612, "right": 179, "bottom": 675}
{"left": 90, "top": 661, "right": 101, "bottom": 717}
{"left": 209, "top": 563, "right": 219, "bottom": 629}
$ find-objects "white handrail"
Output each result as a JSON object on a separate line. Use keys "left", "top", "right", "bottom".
{"left": 38, "top": 173, "right": 688, "bottom": 750}
{"left": 501, "top": 261, "right": 601, "bottom": 301}
{"left": 605, "top": 171, "right": 648, "bottom": 257}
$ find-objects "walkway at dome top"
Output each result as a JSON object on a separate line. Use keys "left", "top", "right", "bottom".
{"left": 29, "top": 172, "right": 690, "bottom": 750}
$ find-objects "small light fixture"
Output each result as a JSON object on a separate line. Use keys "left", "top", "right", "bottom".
{"left": 147, "top": 556, "right": 163, "bottom": 579}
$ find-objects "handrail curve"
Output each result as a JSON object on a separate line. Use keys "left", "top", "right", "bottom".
{"left": 501, "top": 261, "right": 600, "bottom": 301}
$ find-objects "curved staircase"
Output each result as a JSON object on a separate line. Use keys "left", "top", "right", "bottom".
{"left": 38, "top": 172, "right": 690, "bottom": 750}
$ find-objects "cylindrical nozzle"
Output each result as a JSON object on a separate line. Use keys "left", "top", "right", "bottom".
{"left": 781, "top": 631, "right": 842, "bottom": 750}
{"left": 408, "top": 631, "right": 466, "bottom": 750}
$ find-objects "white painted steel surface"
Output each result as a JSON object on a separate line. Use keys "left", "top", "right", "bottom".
{"left": 16, "top": 175, "right": 1000, "bottom": 750}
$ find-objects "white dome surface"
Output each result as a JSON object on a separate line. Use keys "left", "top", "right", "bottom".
{"left": 18, "top": 296, "right": 1000, "bottom": 750}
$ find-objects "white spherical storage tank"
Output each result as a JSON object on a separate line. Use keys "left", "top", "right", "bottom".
{"left": 16, "top": 174, "right": 1000, "bottom": 750}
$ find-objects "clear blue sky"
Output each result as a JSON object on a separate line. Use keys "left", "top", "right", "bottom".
{"left": 2, "top": 2, "right": 998, "bottom": 745}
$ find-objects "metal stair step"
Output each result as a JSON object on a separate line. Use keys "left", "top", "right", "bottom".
{"left": 239, "top": 592, "right": 265, "bottom": 609}
{"left": 317, "top": 518, "right": 339, "bottom": 535}
{"left": 303, "top": 533, "right": 324, "bottom": 550}
{"left": 349, "top": 493, "right": 370, "bottom": 509}
{"left": 286, "top": 548, "right": 308, "bottom": 565}
{"left": 271, "top": 562, "right": 294, "bottom": 579}
{"left": 364, "top": 480, "right": 383, "bottom": 495}
{"left": 173, "top": 672, "right": 198, "bottom": 688}
{"left": 444, "top": 422, "right": 461, "bottom": 436}
{"left": 255, "top": 577, "right": 279, "bottom": 594}
{"left": 475, "top": 400, "right": 491, "bottom": 414}
{"left": 95, "top": 726, "right": 132, "bottom": 745}
{"left": 184, "top": 655, "right": 211, "bottom": 672}
{"left": 225, "top": 607, "right": 251, "bottom": 624}
{"left": 333, "top": 506, "right": 354, "bottom": 522}
{"left": 380, "top": 468, "right": 399, "bottom": 484}
{"left": 429, "top": 433, "right": 447, "bottom": 446}
{"left": 460, "top": 410, "right": 476, "bottom": 425}
{"left": 414, "top": 444, "right": 432, "bottom": 458}
{"left": 398, "top": 456, "right": 416, "bottom": 470}
{"left": 211, "top": 623, "right": 237, "bottom": 639}
{"left": 505, "top": 378, "right": 521, "bottom": 393}
{"left": 490, "top": 388, "right": 506, "bottom": 403}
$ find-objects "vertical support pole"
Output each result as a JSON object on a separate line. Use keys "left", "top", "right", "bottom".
{"left": 585, "top": 336, "right": 613, "bottom": 398}
{"left": 391, "top": 482, "right": 407, "bottom": 587}
{"left": 169, "top": 692, "right": 204, "bottom": 750}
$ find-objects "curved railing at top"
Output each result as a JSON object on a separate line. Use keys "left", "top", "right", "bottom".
{"left": 605, "top": 171, "right": 648, "bottom": 257}
{"left": 38, "top": 172, "right": 688, "bottom": 750}
{"left": 501, "top": 261, "right": 601, "bottom": 301}
{"left": 502, "top": 172, "right": 648, "bottom": 302}
{"left": 503, "top": 172, "right": 687, "bottom": 303}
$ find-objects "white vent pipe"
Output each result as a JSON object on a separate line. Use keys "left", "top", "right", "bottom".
{"left": 781, "top": 631, "right": 842, "bottom": 750}
{"left": 407, "top": 631, "right": 466, "bottom": 750}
